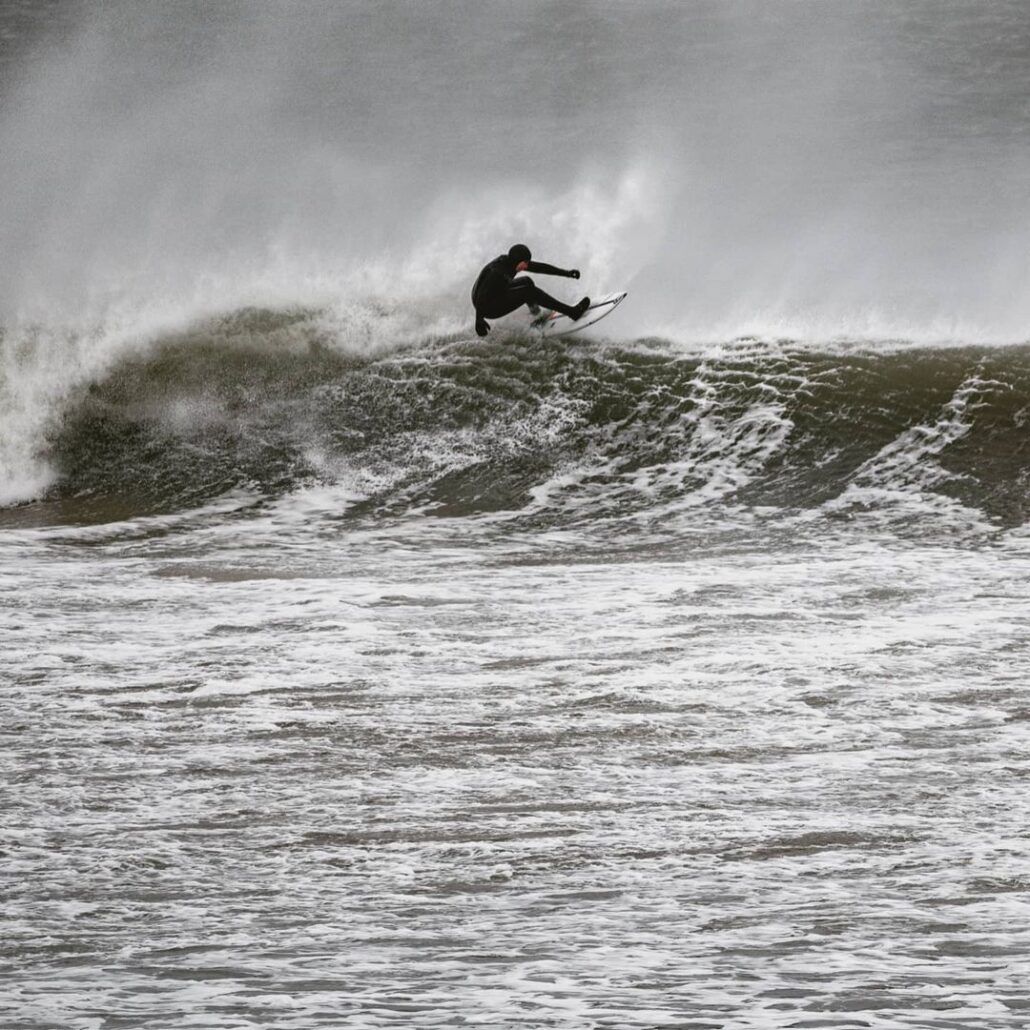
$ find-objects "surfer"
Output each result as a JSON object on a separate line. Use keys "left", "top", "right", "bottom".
{"left": 471, "top": 244, "right": 590, "bottom": 337}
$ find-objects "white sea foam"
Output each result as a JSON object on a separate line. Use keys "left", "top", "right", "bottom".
{"left": 4, "top": 513, "right": 1030, "bottom": 1026}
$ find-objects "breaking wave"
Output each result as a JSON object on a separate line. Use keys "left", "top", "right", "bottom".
{"left": 4, "top": 307, "right": 1030, "bottom": 530}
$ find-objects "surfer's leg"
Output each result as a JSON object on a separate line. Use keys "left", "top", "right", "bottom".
{"left": 510, "top": 277, "right": 586, "bottom": 319}
{"left": 479, "top": 279, "right": 539, "bottom": 318}
{"left": 480, "top": 279, "right": 590, "bottom": 322}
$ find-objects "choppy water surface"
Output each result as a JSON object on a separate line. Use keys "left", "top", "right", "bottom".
{"left": 5, "top": 1, "right": 1030, "bottom": 1027}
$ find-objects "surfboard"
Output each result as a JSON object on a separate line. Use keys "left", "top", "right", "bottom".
{"left": 530, "top": 291, "right": 627, "bottom": 338}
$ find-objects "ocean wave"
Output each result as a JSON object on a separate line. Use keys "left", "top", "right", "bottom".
{"left": 3, "top": 307, "right": 1030, "bottom": 528}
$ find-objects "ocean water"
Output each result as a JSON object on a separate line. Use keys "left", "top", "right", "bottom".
{"left": 3, "top": 3, "right": 1030, "bottom": 1028}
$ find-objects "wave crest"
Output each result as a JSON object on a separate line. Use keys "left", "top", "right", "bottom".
{"left": 6, "top": 309, "right": 1029, "bottom": 529}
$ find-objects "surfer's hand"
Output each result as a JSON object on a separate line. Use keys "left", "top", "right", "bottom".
{"left": 475, "top": 317, "right": 490, "bottom": 337}
{"left": 568, "top": 269, "right": 580, "bottom": 279}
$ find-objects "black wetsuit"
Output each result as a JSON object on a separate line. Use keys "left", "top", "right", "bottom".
{"left": 471, "top": 254, "right": 581, "bottom": 322}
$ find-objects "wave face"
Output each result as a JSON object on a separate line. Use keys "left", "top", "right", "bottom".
{"left": 19, "top": 310, "right": 1030, "bottom": 528}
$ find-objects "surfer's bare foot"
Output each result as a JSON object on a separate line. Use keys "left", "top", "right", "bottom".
{"left": 475, "top": 317, "right": 490, "bottom": 337}
{"left": 571, "top": 297, "right": 590, "bottom": 320}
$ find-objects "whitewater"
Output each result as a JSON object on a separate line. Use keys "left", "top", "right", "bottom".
{"left": 3, "top": 2, "right": 1030, "bottom": 1028}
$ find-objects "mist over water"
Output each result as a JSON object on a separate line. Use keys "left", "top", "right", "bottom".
{"left": 2, "top": 0, "right": 1029, "bottom": 333}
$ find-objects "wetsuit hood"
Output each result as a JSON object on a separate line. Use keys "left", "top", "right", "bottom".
{"left": 508, "top": 243, "right": 532, "bottom": 265}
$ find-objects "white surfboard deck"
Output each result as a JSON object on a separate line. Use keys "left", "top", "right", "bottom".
{"left": 530, "top": 291, "right": 627, "bottom": 338}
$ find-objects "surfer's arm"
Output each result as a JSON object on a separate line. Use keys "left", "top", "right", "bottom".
{"left": 526, "top": 261, "right": 580, "bottom": 279}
